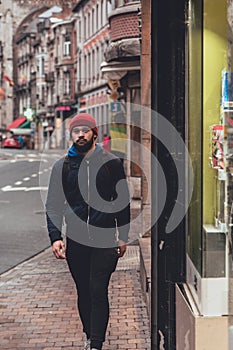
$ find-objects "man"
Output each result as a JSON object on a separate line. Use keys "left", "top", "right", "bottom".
{"left": 46, "top": 113, "right": 130, "bottom": 350}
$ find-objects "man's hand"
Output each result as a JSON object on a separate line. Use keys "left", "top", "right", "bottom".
{"left": 52, "top": 240, "right": 66, "bottom": 259}
{"left": 117, "top": 240, "right": 127, "bottom": 258}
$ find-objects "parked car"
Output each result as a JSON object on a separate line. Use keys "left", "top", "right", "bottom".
{"left": 2, "top": 136, "right": 22, "bottom": 149}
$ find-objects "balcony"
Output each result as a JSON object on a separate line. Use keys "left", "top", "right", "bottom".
{"left": 105, "top": 1, "right": 141, "bottom": 62}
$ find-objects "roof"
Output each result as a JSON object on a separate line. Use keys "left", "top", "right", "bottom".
{"left": 7, "top": 117, "right": 27, "bottom": 130}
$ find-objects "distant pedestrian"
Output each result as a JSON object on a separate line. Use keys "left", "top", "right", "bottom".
{"left": 102, "top": 134, "right": 111, "bottom": 152}
{"left": 46, "top": 113, "right": 130, "bottom": 350}
{"left": 17, "top": 135, "right": 24, "bottom": 148}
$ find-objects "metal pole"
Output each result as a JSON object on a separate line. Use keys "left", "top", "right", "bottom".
{"left": 61, "top": 110, "right": 65, "bottom": 149}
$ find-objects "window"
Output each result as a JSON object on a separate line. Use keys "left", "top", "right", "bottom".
{"left": 92, "top": 49, "right": 95, "bottom": 80}
{"left": 88, "top": 52, "right": 91, "bottom": 82}
{"left": 184, "top": 0, "right": 233, "bottom": 322}
{"left": 88, "top": 12, "right": 91, "bottom": 38}
{"left": 101, "top": 42, "right": 104, "bottom": 61}
{"left": 57, "top": 36, "right": 61, "bottom": 59}
{"left": 50, "top": 53, "right": 54, "bottom": 72}
{"left": 78, "top": 57, "right": 82, "bottom": 86}
{"left": 84, "top": 54, "right": 87, "bottom": 83}
{"left": 84, "top": 16, "right": 87, "bottom": 40}
{"left": 42, "top": 57, "right": 45, "bottom": 75}
{"left": 64, "top": 32, "right": 71, "bottom": 57}
{"left": 57, "top": 71, "right": 61, "bottom": 96}
{"left": 96, "top": 4, "right": 99, "bottom": 30}
{"left": 78, "top": 20, "right": 82, "bottom": 43}
{"left": 96, "top": 46, "right": 99, "bottom": 78}
{"left": 42, "top": 86, "right": 45, "bottom": 106}
{"left": 51, "top": 85, "right": 54, "bottom": 105}
{"left": 100, "top": 0, "right": 103, "bottom": 27}
{"left": 64, "top": 71, "right": 71, "bottom": 95}
{"left": 92, "top": 8, "right": 95, "bottom": 34}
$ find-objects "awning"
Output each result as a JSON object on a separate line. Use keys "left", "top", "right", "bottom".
{"left": 9, "top": 128, "right": 34, "bottom": 135}
{"left": 7, "top": 117, "right": 27, "bottom": 130}
{"left": 19, "top": 119, "right": 31, "bottom": 129}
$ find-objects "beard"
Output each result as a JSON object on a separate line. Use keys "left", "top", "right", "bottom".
{"left": 74, "top": 136, "right": 94, "bottom": 153}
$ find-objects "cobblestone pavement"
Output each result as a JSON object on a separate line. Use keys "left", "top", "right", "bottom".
{"left": 0, "top": 246, "right": 150, "bottom": 350}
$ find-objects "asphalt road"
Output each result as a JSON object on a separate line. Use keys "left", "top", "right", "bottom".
{"left": 0, "top": 148, "right": 141, "bottom": 274}
{"left": 0, "top": 149, "right": 64, "bottom": 274}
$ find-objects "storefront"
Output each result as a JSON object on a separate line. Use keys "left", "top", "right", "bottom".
{"left": 151, "top": 0, "right": 232, "bottom": 348}
{"left": 6, "top": 117, "right": 34, "bottom": 149}
{"left": 177, "top": 0, "right": 230, "bottom": 348}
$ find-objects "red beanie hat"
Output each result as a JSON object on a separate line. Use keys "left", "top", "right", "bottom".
{"left": 69, "top": 113, "right": 98, "bottom": 135}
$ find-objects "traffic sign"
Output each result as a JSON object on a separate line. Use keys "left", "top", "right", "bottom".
{"left": 110, "top": 102, "right": 121, "bottom": 113}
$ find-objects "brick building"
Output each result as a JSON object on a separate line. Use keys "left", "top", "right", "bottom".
{"left": 72, "top": 0, "right": 112, "bottom": 140}
{"left": 0, "top": 0, "right": 77, "bottom": 130}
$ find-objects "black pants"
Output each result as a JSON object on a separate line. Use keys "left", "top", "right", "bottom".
{"left": 66, "top": 237, "right": 119, "bottom": 350}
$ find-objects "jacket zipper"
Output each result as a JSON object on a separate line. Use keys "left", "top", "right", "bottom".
{"left": 86, "top": 160, "right": 92, "bottom": 240}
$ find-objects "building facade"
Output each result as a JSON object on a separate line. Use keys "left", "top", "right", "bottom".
{"left": 0, "top": 0, "right": 77, "bottom": 130}
{"left": 72, "top": 0, "right": 111, "bottom": 141}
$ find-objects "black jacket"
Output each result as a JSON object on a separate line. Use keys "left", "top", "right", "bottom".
{"left": 46, "top": 144, "right": 130, "bottom": 248}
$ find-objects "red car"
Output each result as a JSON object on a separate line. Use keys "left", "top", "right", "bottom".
{"left": 2, "top": 137, "right": 22, "bottom": 149}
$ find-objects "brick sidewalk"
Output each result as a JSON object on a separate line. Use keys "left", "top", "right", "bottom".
{"left": 0, "top": 246, "right": 150, "bottom": 350}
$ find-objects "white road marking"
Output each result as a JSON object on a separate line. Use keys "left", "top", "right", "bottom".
{"left": 25, "top": 187, "right": 48, "bottom": 191}
{"left": 1, "top": 156, "right": 51, "bottom": 192}
{"left": 14, "top": 181, "right": 22, "bottom": 185}
{"left": 2, "top": 186, "right": 27, "bottom": 191}
{"left": 1, "top": 185, "right": 12, "bottom": 191}
{"left": 1, "top": 186, "right": 47, "bottom": 192}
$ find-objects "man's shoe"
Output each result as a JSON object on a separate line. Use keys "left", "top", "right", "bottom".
{"left": 84, "top": 338, "right": 91, "bottom": 350}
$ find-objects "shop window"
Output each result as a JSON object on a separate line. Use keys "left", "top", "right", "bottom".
{"left": 186, "top": 0, "right": 203, "bottom": 273}
{"left": 187, "top": 0, "right": 230, "bottom": 318}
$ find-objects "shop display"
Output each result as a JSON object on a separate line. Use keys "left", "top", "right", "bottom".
{"left": 213, "top": 70, "right": 233, "bottom": 236}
